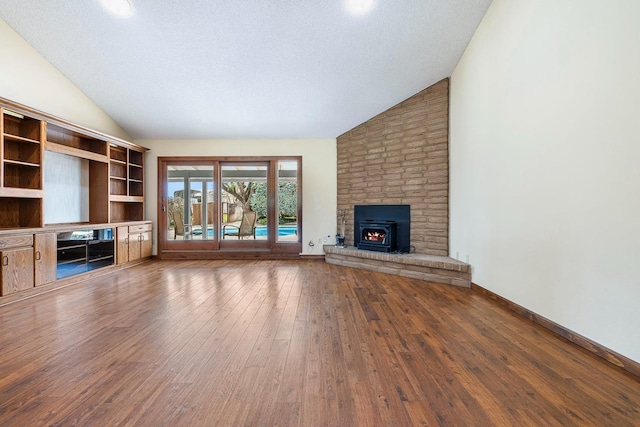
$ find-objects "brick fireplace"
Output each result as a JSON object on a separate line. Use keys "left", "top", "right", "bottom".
{"left": 336, "top": 78, "right": 449, "bottom": 255}
{"left": 328, "top": 78, "right": 470, "bottom": 287}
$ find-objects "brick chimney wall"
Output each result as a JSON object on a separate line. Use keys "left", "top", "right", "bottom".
{"left": 336, "top": 78, "right": 449, "bottom": 256}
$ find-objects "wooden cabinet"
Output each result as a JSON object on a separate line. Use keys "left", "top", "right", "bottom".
{"left": 130, "top": 224, "right": 152, "bottom": 263}
{"left": 0, "top": 234, "right": 34, "bottom": 296}
{"left": 117, "top": 222, "right": 152, "bottom": 265}
{"left": 128, "top": 231, "right": 152, "bottom": 262}
{"left": 116, "top": 226, "right": 129, "bottom": 265}
{"left": 0, "top": 107, "right": 44, "bottom": 229}
{"left": 34, "top": 232, "right": 57, "bottom": 286}
{"left": 0, "top": 97, "right": 150, "bottom": 300}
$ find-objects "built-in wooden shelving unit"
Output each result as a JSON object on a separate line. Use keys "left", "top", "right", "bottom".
{"left": 0, "top": 97, "right": 148, "bottom": 228}
{"left": 0, "top": 96, "right": 151, "bottom": 302}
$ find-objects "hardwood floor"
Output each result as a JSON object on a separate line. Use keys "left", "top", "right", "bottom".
{"left": 0, "top": 259, "right": 638, "bottom": 426}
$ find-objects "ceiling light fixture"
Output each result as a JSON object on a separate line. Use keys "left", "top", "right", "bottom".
{"left": 99, "top": 0, "right": 134, "bottom": 17}
{"left": 345, "top": 0, "right": 375, "bottom": 15}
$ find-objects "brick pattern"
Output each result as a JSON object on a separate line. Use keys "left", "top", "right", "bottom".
{"left": 336, "top": 78, "right": 449, "bottom": 256}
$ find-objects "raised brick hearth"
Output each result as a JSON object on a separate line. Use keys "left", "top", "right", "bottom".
{"left": 324, "top": 245, "right": 470, "bottom": 287}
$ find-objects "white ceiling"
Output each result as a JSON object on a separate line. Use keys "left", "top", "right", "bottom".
{"left": 0, "top": 0, "right": 491, "bottom": 139}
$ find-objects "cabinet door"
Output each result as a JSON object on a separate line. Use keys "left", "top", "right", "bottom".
{"left": 1, "top": 247, "right": 34, "bottom": 296}
{"left": 140, "top": 231, "right": 152, "bottom": 259}
{"left": 116, "top": 226, "right": 129, "bottom": 265}
{"left": 34, "top": 232, "right": 57, "bottom": 286}
{"left": 129, "top": 233, "right": 142, "bottom": 262}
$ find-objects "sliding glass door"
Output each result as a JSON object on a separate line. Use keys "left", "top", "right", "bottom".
{"left": 158, "top": 157, "right": 301, "bottom": 258}
{"left": 159, "top": 160, "right": 217, "bottom": 250}
{"left": 220, "top": 163, "right": 269, "bottom": 244}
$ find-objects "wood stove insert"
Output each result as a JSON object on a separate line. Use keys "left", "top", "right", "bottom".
{"left": 354, "top": 204, "right": 410, "bottom": 253}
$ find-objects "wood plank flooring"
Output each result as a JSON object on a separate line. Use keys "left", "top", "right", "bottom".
{"left": 0, "top": 259, "right": 638, "bottom": 426}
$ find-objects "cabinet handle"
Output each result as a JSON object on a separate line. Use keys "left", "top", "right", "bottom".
{"left": 125, "top": 237, "right": 129, "bottom": 244}
{"left": 35, "top": 251, "right": 41, "bottom": 261}
{"left": 2, "top": 256, "right": 7, "bottom": 267}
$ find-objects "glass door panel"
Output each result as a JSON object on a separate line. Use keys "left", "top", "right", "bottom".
{"left": 161, "top": 162, "right": 217, "bottom": 250}
{"left": 221, "top": 164, "right": 268, "bottom": 241}
{"left": 277, "top": 161, "right": 300, "bottom": 242}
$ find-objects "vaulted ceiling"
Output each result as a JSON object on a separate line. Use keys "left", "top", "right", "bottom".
{"left": 0, "top": 0, "right": 491, "bottom": 139}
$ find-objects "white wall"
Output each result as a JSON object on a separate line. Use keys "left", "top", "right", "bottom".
{"left": 139, "top": 139, "right": 337, "bottom": 256}
{"left": 0, "top": 18, "right": 130, "bottom": 140}
{"left": 450, "top": 0, "right": 640, "bottom": 362}
{"left": 43, "top": 151, "right": 89, "bottom": 224}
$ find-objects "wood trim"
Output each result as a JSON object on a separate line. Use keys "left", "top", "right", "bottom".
{"left": 45, "top": 141, "right": 110, "bottom": 163}
{"left": 300, "top": 254, "right": 325, "bottom": 260}
{"left": 39, "top": 120, "right": 46, "bottom": 189}
{"left": 0, "top": 187, "right": 44, "bottom": 198}
{"left": 157, "top": 156, "right": 303, "bottom": 258}
{"left": 158, "top": 250, "right": 301, "bottom": 260}
{"left": 471, "top": 282, "right": 640, "bottom": 379}
{"left": 267, "top": 160, "right": 277, "bottom": 243}
{"left": 110, "top": 195, "right": 144, "bottom": 203}
{"left": 0, "top": 220, "right": 151, "bottom": 236}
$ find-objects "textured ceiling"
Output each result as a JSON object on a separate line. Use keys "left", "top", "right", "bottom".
{"left": 0, "top": 0, "right": 491, "bottom": 139}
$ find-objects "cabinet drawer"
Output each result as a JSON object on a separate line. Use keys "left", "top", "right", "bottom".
{"left": 0, "top": 234, "right": 34, "bottom": 250}
{"left": 129, "top": 223, "right": 152, "bottom": 233}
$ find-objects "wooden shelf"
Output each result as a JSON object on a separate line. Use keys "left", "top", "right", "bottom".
{"left": 4, "top": 136, "right": 41, "bottom": 165}
{"left": 3, "top": 160, "right": 42, "bottom": 190}
{"left": 3, "top": 133, "right": 41, "bottom": 145}
{"left": 110, "top": 201, "right": 144, "bottom": 222}
{"left": 3, "top": 159, "right": 40, "bottom": 168}
{"left": 110, "top": 177, "right": 127, "bottom": 196}
{"left": 47, "top": 123, "right": 108, "bottom": 157}
{"left": 0, "top": 188, "right": 43, "bottom": 198}
{"left": 128, "top": 150, "right": 143, "bottom": 165}
{"left": 110, "top": 195, "right": 144, "bottom": 203}
{"left": 0, "top": 197, "right": 42, "bottom": 228}
{"left": 3, "top": 113, "right": 41, "bottom": 142}
{"left": 109, "top": 145, "right": 127, "bottom": 163}
{"left": 110, "top": 161, "right": 127, "bottom": 179}
{"left": 46, "top": 141, "right": 109, "bottom": 163}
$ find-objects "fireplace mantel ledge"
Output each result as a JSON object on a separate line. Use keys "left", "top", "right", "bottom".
{"left": 323, "top": 245, "right": 471, "bottom": 288}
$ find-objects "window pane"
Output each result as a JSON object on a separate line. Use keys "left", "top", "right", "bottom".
{"left": 167, "top": 165, "right": 214, "bottom": 241}
{"left": 221, "top": 164, "right": 267, "bottom": 240}
{"left": 277, "top": 161, "right": 298, "bottom": 242}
